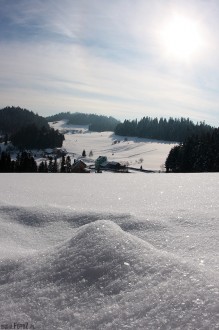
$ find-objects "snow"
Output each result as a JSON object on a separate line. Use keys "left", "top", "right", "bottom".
{"left": 0, "top": 173, "right": 218, "bottom": 329}
{"left": 49, "top": 120, "right": 176, "bottom": 171}
{"left": 51, "top": 119, "right": 89, "bottom": 134}
{"left": 0, "top": 121, "right": 218, "bottom": 329}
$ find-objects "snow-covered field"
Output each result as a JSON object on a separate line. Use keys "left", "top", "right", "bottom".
{"left": 51, "top": 120, "right": 176, "bottom": 171}
{"left": 0, "top": 173, "right": 218, "bottom": 329}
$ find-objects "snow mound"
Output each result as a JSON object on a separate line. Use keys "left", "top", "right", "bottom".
{"left": 0, "top": 220, "right": 218, "bottom": 329}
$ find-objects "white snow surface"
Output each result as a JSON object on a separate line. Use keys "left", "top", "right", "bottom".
{"left": 50, "top": 120, "right": 176, "bottom": 171}
{"left": 0, "top": 173, "right": 218, "bottom": 329}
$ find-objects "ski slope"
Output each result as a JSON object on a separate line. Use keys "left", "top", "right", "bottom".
{"left": 0, "top": 173, "right": 218, "bottom": 329}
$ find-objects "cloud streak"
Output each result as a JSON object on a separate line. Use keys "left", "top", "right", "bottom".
{"left": 0, "top": 0, "right": 219, "bottom": 126}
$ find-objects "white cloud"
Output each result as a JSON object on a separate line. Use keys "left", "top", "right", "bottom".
{"left": 1, "top": 0, "right": 219, "bottom": 126}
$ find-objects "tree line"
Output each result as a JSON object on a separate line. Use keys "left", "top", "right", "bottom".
{"left": 114, "top": 117, "right": 214, "bottom": 142}
{"left": 0, "top": 151, "right": 37, "bottom": 172}
{"left": 46, "top": 112, "right": 120, "bottom": 132}
{"left": 0, "top": 151, "right": 72, "bottom": 173}
{"left": 1, "top": 107, "right": 215, "bottom": 146}
{"left": 165, "top": 128, "right": 219, "bottom": 172}
{"left": 0, "top": 106, "right": 49, "bottom": 134}
{"left": 0, "top": 107, "right": 64, "bottom": 149}
{"left": 10, "top": 124, "right": 64, "bottom": 149}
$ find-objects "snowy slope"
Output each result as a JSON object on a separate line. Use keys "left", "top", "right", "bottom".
{"left": 0, "top": 173, "right": 218, "bottom": 329}
{"left": 50, "top": 120, "right": 176, "bottom": 171}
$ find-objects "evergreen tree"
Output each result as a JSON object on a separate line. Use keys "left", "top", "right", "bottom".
{"left": 48, "top": 158, "right": 53, "bottom": 173}
{"left": 15, "top": 151, "right": 37, "bottom": 172}
{"left": 115, "top": 116, "right": 214, "bottom": 142}
{"left": 0, "top": 152, "right": 12, "bottom": 172}
{"left": 61, "top": 155, "right": 66, "bottom": 172}
{"left": 46, "top": 112, "right": 120, "bottom": 132}
{"left": 4, "top": 134, "right": 8, "bottom": 145}
{"left": 44, "top": 161, "right": 48, "bottom": 173}
{"left": 38, "top": 161, "right": 45, "bottom": 173}
{"left": 66, "top": 156, "right": 71, "bottom": 172}
{"left": 52, "top": 158, "right": 58, "bottom": 173}
{"left": 165, "top": 128, "right": 219, "bottom": 172}
{"left": 11, "top": 124, "right": 64, "bottom": 149}
{"left": 0, "top": 106, "right": 49, "bottom": 135}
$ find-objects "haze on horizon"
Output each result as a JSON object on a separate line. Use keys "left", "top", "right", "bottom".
{"left": 0, "top": 0, "right": 219, "bottom": 127}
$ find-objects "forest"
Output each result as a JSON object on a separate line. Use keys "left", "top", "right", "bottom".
{"left": 114, "top": 117, "right": 214, "bottom": 142}
{"left": 165, "top": 128, "right": 219, "bottom": 172}
{"left": 0, "top": 151, "right": 72, "bottom": 173}
{"left": 0, "top": 106, "right": 49, "bottom": 134}
{"left": 46, "top": 112, "right": 120, "bottom": 132}
{"left": 10, "top": 124, "right": 64, "bottom": 149}
{"left": 0, "top": 107, "right": 64, "bottom": 149}
{"left": 0, "top": 151, "right": 37, "bottom": 173}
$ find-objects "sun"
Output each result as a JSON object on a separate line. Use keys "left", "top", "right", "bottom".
{"left": 161, "top": 14, "right": 203, "bottom": 62}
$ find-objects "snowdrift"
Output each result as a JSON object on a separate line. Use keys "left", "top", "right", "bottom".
{"left": 0, "top": 219, "right": 218, "bottom": 330}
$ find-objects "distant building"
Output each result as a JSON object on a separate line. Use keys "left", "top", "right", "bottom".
{"left": 99, "top": 160, "right": 127, "bottom": 172}
{"left": 95, "top": 156, "right": 107, "bottom": 171}
{"left": 71, "top": 160, "right": 90, "bottom": 173}
{"left": 53, "top": 148, "right": 67, "bottom": 157}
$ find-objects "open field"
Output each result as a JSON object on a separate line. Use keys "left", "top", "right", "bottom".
{"left": 51, "top": 120, "right": 177, "bottom": 171}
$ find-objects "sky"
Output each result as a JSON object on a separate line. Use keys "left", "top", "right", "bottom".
{"left": 0, "top": 0, "right": 219, "bottom": 126}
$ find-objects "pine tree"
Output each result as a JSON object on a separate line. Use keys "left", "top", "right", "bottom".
{"left": 44, "top": 161, "right": 48, "bottom": 173}
{"left": 38, "top": 161, "right": 45, "bottom": 172}
{"left": 0, "top": 151, "right": 12, "bottom": 172}
{"left": 15, "top": 151, "right": 37, "bottom": 172}
{"left": 52, "top": 158, "right": 58, "bottom": 173}
{"left": 165, "top": 128, "right": 219, "bottom": 172}
{"left": 61, "top": 155, "right": 66, "bottom": 172}
{"left": 48, "top": 158, "right": 53, "bottom": 173}
{"left": 66, "top": 156, "right": 71, "bottom": 172}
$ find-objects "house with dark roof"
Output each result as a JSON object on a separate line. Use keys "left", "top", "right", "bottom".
{"left": 71, "top": 159, "right": 90, "bottom": 173}
{"left": 100, "top": 161, "right": 127, "bottom": 172}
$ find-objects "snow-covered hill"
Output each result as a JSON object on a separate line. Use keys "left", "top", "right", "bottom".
{"left": 0, "top": 173, "right": 218, "bottom": 329}
{"left": 50, "top": 120, "right": 176, "bottom": 171}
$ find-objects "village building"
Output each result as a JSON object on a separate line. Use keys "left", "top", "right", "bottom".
{"left": 99, "top": 160, "right": 127, "bottom": 172}
{"left": 53, "top": 148, "right": 67, "bottom": 157}
{"left": 95, "top": 156, "right": 107, "bottom": 171}
{"left": 71, "top": 159, "right": 90, "bottom": 173}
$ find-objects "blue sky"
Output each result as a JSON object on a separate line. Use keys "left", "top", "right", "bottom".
{"left": 0, "top": 0, "right": 219, "bottom": 126}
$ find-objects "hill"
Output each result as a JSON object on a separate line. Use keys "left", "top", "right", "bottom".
{"left": 46, "top": 112, "right": 120, "bottom": 132}
{"left": 0, "top": 107, "right": 64, "bottom": 149}
{"left": 0, "top": 106, "right": 49, "bottom": 135}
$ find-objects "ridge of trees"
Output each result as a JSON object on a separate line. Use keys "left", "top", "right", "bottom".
{"left": 0, "top": 152, "right": 70, "bottom": 173}
{"left": 0, "top": 106, "right": 49, "bottom": 135}
{"left": 46, "top": 112, "right": 120, "bottom": 132}
{"left": 0, "top": 151, "right": 37, "bottom": 172}
{"left": 10, "top": 124, "right": 64, "bottom": 149}
{"left": 0, "top": 106, "right": 64, "bottom": 149}
{"left": 114, "top": 117, "right": 214, "bottom": 142}
{"left": 165, "top": 128, "right": 219, "bottom": 172}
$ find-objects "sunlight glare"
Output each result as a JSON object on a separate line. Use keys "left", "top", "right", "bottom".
{"left": 161, "top": 14, "right": 204, "bottom": 62}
